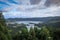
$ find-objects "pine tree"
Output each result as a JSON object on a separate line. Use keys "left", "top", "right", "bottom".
{"left": 0, "top": 12, "right": 6, "bottom": 26}
{"left": 0, "top": 12, "right": 12, "bottom": 40}
{"left": 29, "top": 27, "right": 37, "bottom": 40}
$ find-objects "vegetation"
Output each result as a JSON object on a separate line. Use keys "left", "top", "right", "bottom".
{"left": 0, "top": 12, "right": 60, "bottom": 40}
{"left": 0, "top": 12, "right": 12, "bottom": 40}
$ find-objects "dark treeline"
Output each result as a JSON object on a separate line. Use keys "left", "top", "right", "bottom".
{"left": 0, "top": 12, "right": 60, "bottom": 40}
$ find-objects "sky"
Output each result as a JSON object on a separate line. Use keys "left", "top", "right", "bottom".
{"left": 0, "top": 0, "right": 60, "bottom": 18}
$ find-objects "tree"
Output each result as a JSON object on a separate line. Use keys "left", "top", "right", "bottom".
{"left": 40, "top": 26, "right": 53, "bottom": 40}
{"left": 34, "top": 26, "right": 41, "bottom": 40}
{"left": 0, "top": 12, "right": 12, "bottom": 40}
{"left": 14, "top": 28, "right": 29, "bottom": 40}
{"left": 28, "top": 27, "right": 38, "bottom": 40}
{"left": 0, "top": 12, "right": 6, "bottom": 26}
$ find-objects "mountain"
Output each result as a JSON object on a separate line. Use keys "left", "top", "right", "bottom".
{"left": 6, "top": 16, "right": 60, "bottom": 23}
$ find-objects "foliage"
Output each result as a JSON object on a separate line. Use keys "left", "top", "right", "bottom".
{"left": 0, "top": 12, "right": 12, "bottom": 40}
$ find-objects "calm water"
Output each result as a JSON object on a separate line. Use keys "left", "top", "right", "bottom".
{"left": 7, "top": 21, "right": 43, "bottom": 24}
{"left": 7, "top": 21, "right": 43, "bottom": 30}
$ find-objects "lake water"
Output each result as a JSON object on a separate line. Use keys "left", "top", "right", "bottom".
{"left": 7, "top": 21, "right": 43, "bottom": 24}
{"left": 7, "top": 21, "right": 43, "bottom": 30}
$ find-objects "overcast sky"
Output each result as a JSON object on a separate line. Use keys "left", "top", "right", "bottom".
{"left": 0, "top": 0, "right": 60, "bottom": 18}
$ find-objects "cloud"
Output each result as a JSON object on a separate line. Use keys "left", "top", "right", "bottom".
{"left": 1, "top": 0, "right": 60, "bottom": 18}
{"left": 3, "top": 5, "right": 60, "bottom": 18}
